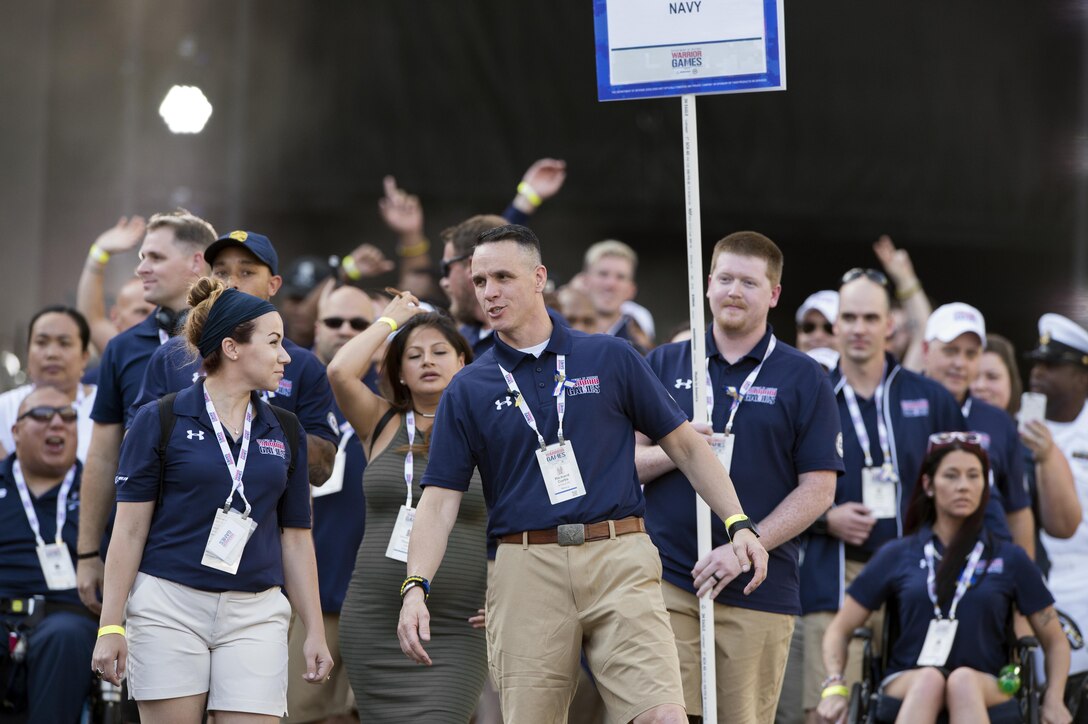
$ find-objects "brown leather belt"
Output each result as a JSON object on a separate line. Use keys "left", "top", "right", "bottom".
{"left": 498, "top": 517, "right": 645, "bottom": 546}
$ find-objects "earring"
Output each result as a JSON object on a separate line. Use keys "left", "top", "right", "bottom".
{"left": 399, "top": 379, "right": 405, "bottom": 385}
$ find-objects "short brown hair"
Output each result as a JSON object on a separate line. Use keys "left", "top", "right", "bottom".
{"left": 709, "top": 231, "right": 784, "bottom": 286}
{"left": 440, "top": 214, "right": 508, "bottom": 257}
{"left": 147, "top": 208, "right": 217, "bottom": 253}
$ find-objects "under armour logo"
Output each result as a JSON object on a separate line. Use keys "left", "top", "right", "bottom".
{"left": 495, "top": 396, "right": 513, "bottom": 410}
{"left": 675, "top": 379, "right": 693, "bottom": 389}
{"left": 186, "top": 429, "right": 205, "bottom": 440}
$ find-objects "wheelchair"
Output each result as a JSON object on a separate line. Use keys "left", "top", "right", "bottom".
{"left": 1, "top": 595, "right": 123, "bottom": 724}
{"left": 846, "top": 598, "right": 1042, "bottom": 724}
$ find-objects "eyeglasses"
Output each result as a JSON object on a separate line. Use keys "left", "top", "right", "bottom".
{"left": 321, "top": 317, "right": 370, "bottom": 332}
{"left": 440, "top": 253, "right": 471, "bottom": 279}
{"left": 926, "top": 431, "right": 985, "bottom": 452}
{"left": 841, "top": 268, "right": 889, "bottom": 287}
{"left": 799, "top": 321, "right": 834, "bottom": 335}
{"left": 17, "top": 405, "right": 78, "bottom": 423}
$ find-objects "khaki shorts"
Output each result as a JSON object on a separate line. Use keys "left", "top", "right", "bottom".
{"left": 284, "top": 611, "right": 354, "bottom": 722}
{"left": 661, "top": 581, "right": 794, "bottom": 723}
{"left": 488, "top": 531, "right": 684, "bottom": 724}
{"left": 800, "top": 559, "right": 884, "bottom": 711}
{"left": 125, "top": 573, "right": 291, "bottom": 716}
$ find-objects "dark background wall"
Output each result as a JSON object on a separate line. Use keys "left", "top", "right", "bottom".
{"left": 2, "top": 0, "right": 1086, "bottom": 359}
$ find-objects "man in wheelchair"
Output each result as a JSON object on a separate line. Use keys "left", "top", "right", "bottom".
{"left": 1, "top": 387, "right": 97, "bottom": 722}
{"left": 817, "top": 434, "right": 1072, "bottom": 724}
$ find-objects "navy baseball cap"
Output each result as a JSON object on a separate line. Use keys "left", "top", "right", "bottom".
{"left": 205, "top": 230, "right": 279, "bottom": 276}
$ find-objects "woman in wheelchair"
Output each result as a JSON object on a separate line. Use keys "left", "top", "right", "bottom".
{"left": 818, "top": 432, "right": 1072, "bottom": 724}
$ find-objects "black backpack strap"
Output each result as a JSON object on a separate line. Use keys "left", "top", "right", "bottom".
{"left": 267, "top": 403, "right": 301, "bottom": 479}
{"left": 369, "top": 407, "right": 399, "bottom": 459}
{"left": 156, "top": 393, "right": 179, "bottom": 508}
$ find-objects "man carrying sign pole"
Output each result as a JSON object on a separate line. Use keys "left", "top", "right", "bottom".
{"left": 593, "top": 1, "right": 787, "bottom": 720}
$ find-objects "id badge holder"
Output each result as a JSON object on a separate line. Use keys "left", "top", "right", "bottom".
{"left": 37, "top": 543, "right": 77, "bottom": 590}
{"left": 385, "top": 505, "right": 416, "bottom": 562}
{"left": 710, "top": 433, "right": 735, "bottom": 472}
{"left": 313, "top": 448, "right": 346, "bottom": 498}
{"left": 201, "top": 507, "right": 258, "bottom": 575}
{"left": 536, "top": 441, "right": 587, "bottom": 505}
{"left": 916, "top": 618, "right": 958, "bottom": 666}
{"left": 861, "top": 467, "right": 897, "bottom": 519}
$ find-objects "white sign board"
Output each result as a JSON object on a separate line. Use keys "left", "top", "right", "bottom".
{"left": 594, "top": 0, "right": 785, "bottom": 101}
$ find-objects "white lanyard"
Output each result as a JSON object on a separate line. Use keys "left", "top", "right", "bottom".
{"left": 498, "top": 354, "right": 568, "bottom": 450}
{"left": 961, "top": 397, "right": 972, "bottom": 418}
{"left": 12, "top": 461, "right": 76, "bottom": 547}
{"left": 203, "top": 389, "right": 254, "bottom": 516}
{"left": 923, "top": 538, "right": 985, "bottom": 621}
{"left": 705, "top": 336, "right": 777, "bottom": 435}
{"left": 337, "top": 422, "right": 355, "bottom": 452}
{"left": 158, "top": 328, "right": 169, "bottom": 345}
{"left": 842, "top": 365, "right": 893, "bottom": 470}
{"left": 403, "top": 410, "right": 416, "bottom": 508}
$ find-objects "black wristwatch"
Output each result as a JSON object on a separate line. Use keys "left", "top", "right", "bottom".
{"left": 725, "top": 514, "right": 760, "bottom": 542}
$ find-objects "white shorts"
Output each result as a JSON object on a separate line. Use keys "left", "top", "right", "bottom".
{"left": 125, "top": 572, "right": 291, "bottom": 716}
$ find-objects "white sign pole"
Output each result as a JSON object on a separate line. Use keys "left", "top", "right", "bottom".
{"left": 681, "top": 92, "right": 716, "bottom": 724}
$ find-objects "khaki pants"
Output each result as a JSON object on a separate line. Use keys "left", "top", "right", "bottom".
{"left": 488, "top": 532, "right": 684, "bottom": 724}
{"left": 283, "top": 612, "right": 354, "bottom": 722}
{"left": 661, "top": 581, "right": 794, "bottom": 724}
{"left": 800, "top": 559, "right": 884, "bottom": 711}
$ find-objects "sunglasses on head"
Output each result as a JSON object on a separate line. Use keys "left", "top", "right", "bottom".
{"left": 841, "top": 268, "right": 889, "bottom": 287}
{"left": 321, "top": 317, "right": 370, "bottom": 332}
{"left": 440, "top": 253, "right": 472, "bottom": 279}
{"left": 799, "top": 321, "right": 834, "bottom": 335}
{"left": 17, "top": 405, "right": 78, "bottom": 423}
{"left": 926, "top": 431, "right": 985, "bottom": 452}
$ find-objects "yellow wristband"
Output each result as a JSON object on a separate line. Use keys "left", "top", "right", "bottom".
{"left": 97, "top": 625, "right": 126, "bottom": 639}
{"left": 724, "top": 513, "right": 749, "bottom": 531}
{"left": 822, "top": 683, "right": 848, "bottom": 701}
{"left": 397, "top": 240, "right": 430, "bottom": 258}
{"left": 517, "top": 181, "right": 542, "bottom": 207}
{"left": 88, "top": 244, "right": 110, "bottom": 265}
{"left": 377, "top": 316, "right": 398, "bottom": 333}
{"left": 821, "top": 684, "right": 849, "bottom": 699}
{"left": 341, "top": 255, "right": 362, "bottom": 281}
{"left": 895, "top": 279, "right": 921, "bottom": 300}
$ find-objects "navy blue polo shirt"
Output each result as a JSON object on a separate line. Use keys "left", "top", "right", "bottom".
{"left": 129, "top": 336, "right": 339, "bottom": 446}
{"left": 423, "top": 311, "right": 687, "bottom": 538}
{"left": 963, "top": 396, "right": 1030, "bottom": 515}
{"left": 90, "top": 313, "right": 165, "bottom": 425}
{"left": 800, "top": 355, "right": 966, "bottom": 614}
{"left": 848, "top": 528, "right": 1052, "bottom": 677}
{"left": 459, "top": 324, "right": 495, "bottom": 360}
{"left": 115, "top": 381, "right": 311, "bottom": 593}
{"left": 0, "top": 456, "right": 83, "bottom": 607}
{"left": 312, "top": 366, "right": 378, "bottom": 613}
{"left": 643, "top": 327, "right": 844, "bottom": 615}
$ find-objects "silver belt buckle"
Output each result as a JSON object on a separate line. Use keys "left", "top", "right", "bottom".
{"left": 557, "top": 524, "right": 585, "bottom": 546}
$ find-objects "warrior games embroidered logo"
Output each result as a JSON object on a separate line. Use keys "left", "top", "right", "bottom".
{"left": 275, "top": 379, "right": 294, "bottom": 397}
{"left": 257, "top": 439, "right": 287, "bottom": 459}
{"left": 566, "top": 376, "right": 601, "bottom": 396}
{"left": 744, "top": 386, "right": 778, "bottom": 404}
{"left": 901, "top": 399, "right": 930, "bottom": 418}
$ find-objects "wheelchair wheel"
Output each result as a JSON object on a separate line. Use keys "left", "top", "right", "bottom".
{"left": 1025, "top": 690, "right": 1040, "bottom": 724}
{"left": 847, "top": 682, "right": 862, "bottom": 723}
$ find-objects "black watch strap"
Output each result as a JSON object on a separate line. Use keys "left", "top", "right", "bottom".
{"left": 76, "top": 550, "right": 100, "bottom": 561}
{"left": 726, "top": 516, "right": 760, "bottom": 542}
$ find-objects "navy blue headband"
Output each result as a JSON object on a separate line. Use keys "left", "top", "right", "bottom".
{"left": 197, "top": 288, "right": 278, "bottom": 358}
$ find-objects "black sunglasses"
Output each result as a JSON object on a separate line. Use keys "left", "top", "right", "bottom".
{"left": 18, "top": 405, "right": 78, "bottom": 423}
{"left": 841, "top": 268, "right": 889, "bottom": 287}
{"left": 440, "top": 253, "right": 472, "bottom": 279}
{"left": 321, "top": 317, "right": 370, "bottom": 332}
{"left": 799, "top": 321, "right": 835, "bottom": 335}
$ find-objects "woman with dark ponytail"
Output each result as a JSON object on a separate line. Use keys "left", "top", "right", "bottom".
{"left": 818, "top": 434, "right": 1072, "bottom": 724}
{"left": 92, "top": 277, "right": 331, "bottom": 722}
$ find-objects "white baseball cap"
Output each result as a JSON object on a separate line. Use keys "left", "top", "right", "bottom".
{"left": 795, "top": 290, "right": 839, "bottom": 325}
{"left": 924, "top": 303, "right": 987, "bottom": 347}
